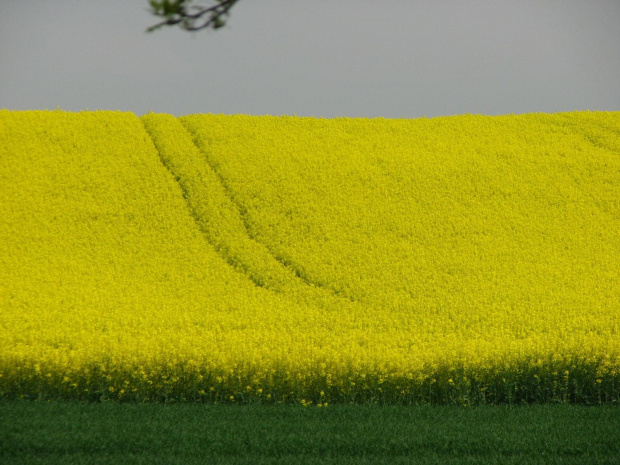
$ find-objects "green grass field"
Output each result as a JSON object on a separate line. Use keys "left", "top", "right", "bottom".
{"left": 1, "top": 401, "right": 619, "bottom": 464}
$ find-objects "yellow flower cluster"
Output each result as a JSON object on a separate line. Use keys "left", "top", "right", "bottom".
{"left": 1, "top": 109, "right": 618, "bottom": 404}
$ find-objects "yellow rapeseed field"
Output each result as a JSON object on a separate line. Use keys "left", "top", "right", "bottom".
{"left": 1, "top": 109, "right": 619, "bottom": 404}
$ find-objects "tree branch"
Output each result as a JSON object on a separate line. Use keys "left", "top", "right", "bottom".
{"left": 147, "top": 0, "right": 239, "bottom": 32}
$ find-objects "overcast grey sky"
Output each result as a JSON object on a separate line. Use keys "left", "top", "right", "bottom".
{"left": 1, "top": 1, "right": 619, "bottom": 118}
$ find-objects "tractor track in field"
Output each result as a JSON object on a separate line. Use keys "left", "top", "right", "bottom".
{"left": 142, "top": 115, "right": 357, "bottom": 304}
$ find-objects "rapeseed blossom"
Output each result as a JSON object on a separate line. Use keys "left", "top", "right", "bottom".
{"left": 1, "top": 109, "right": 618, "bottom": 404}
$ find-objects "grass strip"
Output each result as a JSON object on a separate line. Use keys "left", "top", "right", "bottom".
{"left": 1, "top": 400, "right": 618, "bottom": 464}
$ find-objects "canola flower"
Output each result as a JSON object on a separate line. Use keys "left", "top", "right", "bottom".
{"left": 1, "top": 109, "right": 619, "bottom": 404}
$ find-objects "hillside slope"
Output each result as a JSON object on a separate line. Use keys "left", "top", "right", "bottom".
{"left": 1, "top": 109, "right": 619, "bottom": 403}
